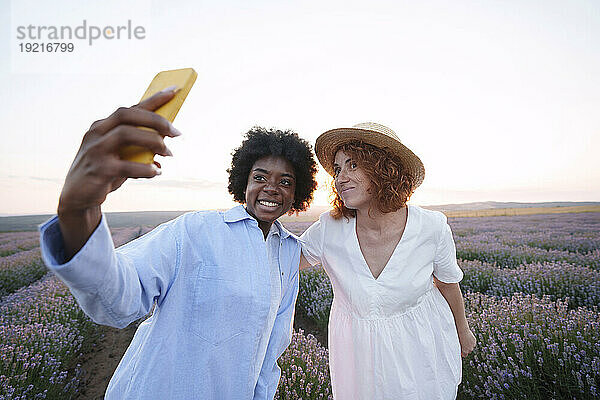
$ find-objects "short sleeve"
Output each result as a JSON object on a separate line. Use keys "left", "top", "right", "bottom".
{"left": 298, "top": 217, "right": 324, "bottom": 266}
{"left": 433, "top": 214, "right": 463, "bottom": 283}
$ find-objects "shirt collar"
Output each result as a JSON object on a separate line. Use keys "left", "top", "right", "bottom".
{"left": 272, "top": 219, "right": 292, "bottom": 240}
{"left": 223, "top": 205, "right": 254, "bottom": 223}
{"left": 269, "top": 221, "right": 280, "bottom": 236}
{"left": 223, "top": 205, "right": 293, "bottom": 240}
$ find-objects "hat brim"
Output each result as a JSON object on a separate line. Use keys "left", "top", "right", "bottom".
{"left": 315, "top": 127, "right": 425, "bottom": 188}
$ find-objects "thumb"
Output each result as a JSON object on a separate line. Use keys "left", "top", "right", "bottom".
{"left": 135, "top": 86, "right": 180, "bottom": 112}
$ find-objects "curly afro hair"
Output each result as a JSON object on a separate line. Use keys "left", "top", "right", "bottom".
{"left": 227, "top": 126, "right": 318, "bottom": 214}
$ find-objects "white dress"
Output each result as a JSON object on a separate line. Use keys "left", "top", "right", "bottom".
{"left": 299, "top": 205, "right": 463, "bottom": 400}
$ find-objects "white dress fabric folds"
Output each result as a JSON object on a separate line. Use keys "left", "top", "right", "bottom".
{"left": 300, "top": 205, "right": 463, "bottom": 400}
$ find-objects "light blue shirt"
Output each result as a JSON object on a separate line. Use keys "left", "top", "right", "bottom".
{"left": 254, "top": 223, "right": 283, "bottom": 379}
{"left": 38, "top": 205, "right": 301, "bottom": 400}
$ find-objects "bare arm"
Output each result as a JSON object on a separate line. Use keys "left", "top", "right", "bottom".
{"left": 58, "top": 89, "right": 181, "bottom": 261}
{"left": 433, "top": 276, "right": 476, "bottom": 357}
{"left": 299, "top": 253, "right": 313, "bottom": 271}
{"left": 58, "top": 207, "right": 103, "bottom": 262}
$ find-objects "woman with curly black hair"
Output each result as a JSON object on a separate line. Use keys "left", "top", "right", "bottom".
{"left": 228, "top": 126, "right": 318, "bottom": 236}
{"left": 39, "top": 90, "right": 318, "bottom": 399}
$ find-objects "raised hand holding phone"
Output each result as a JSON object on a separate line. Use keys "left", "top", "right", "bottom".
{"left": 120, "top": 68, "right": 197, "bottom": 164}
{"left": 57, "top": 68, "right": 196, "bottom": 260}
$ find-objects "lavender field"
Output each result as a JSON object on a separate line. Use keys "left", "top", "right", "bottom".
{"left": 0, "top": 227, "right": 145, "bottom": 399}
{"left": 1, "top": 211, "right": 599, "bottom": 399}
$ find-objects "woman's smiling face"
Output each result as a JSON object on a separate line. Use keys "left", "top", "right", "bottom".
{"left": 333, "top": 149, "right": 372, "bottom": 211}
{"left": 245, "top": 155, "right": 296, "bottom": 229}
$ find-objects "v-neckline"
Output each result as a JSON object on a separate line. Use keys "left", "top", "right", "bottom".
{"left": 352, "top": 205, "right": 411, "bottom": 282}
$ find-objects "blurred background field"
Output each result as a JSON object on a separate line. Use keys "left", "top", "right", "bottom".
{"left": 2, "top": 201, "right": 598, "bottom": 231}
{"left": 1, "top": 205, "right": 599, "bottom": 399}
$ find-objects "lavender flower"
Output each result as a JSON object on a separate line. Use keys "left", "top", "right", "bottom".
{"left": 275, "top": 329, "right": 333, "bottom": 400}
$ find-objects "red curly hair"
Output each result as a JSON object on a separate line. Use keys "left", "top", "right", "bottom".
{"left": 330, "top": 141, "right": 416, "bottom": 220}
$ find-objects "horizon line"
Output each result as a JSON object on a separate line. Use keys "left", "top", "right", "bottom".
{"left": 2, "top": 200, "right": 600, "bottom": 218}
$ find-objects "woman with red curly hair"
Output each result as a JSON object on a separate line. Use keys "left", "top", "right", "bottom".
{"left": 299, "top": 123, "right": 476, "bottom": 399}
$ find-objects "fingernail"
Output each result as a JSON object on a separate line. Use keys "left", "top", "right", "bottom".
{"left": 170, "top": 124, "right": 183, "bottom": 136}
{"left": 160, "top": 85, "right": 178, "bottom": 93}
{"left": 165, "top": 147, "right": 173, "bottom": 156}
{"left": 152, "top": 164, "right": 162, "bottom": 175}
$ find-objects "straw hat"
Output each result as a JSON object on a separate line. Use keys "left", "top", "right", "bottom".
{"left": 315, "top": 122, "right": 425, "bottom": 188}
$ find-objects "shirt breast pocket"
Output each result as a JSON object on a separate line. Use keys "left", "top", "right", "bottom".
{"left": 189, "top": 263, "right": 251, "bottom": 346}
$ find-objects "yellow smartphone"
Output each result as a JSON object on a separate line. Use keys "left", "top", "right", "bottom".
{"left": 119, "top": 67, "right": 197, "bottom": 164}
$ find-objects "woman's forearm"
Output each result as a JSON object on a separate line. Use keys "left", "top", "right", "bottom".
{"left": 434, "top": 278, "right": 470, "bottom": 333}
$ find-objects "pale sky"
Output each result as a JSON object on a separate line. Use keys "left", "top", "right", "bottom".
{"left": 1, "top": 0, "right": 599, "bottom": 215}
